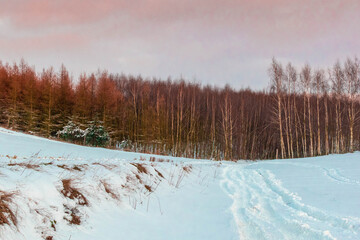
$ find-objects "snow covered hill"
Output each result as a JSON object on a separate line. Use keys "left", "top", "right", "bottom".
{"left": 0, "top": 127, "right": 360, "bottom": 240}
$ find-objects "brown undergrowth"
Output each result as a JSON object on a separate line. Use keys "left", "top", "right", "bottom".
{"left": 63, "top": 204, "right": 81, "bottom": 225}
{"left": 183, "top": 165, "right": 193, "bottom": 173}
{"left": 57, "top": 164, "right": 86, "bottom": 172}
{"left": 0, "top": 191, "right": 17, "bottom": 227}
{"left": 149, "top": 157, "right": 172, "bottom": 163}
{"left": 60, "top": 179, "right": 88, "bottom": 206}
{"left": 60, "top": 179, "right": 88, "bottom": 225}
{"left": 8, "top": 162, "right": 41, "bottom": 171}
{"left": 100, "top": 180, "right": 120, "bottom": 200}
{"left": 92, "top": 162, "right": 117, "bottom": 170}
{"left": 131, "top": 163, "right": 148, "bottom": 174}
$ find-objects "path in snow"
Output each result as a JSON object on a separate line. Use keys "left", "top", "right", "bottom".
{"left": 220, "top": 164, "right": 360, "bottom": 240}
{"left": 254, "top": 161, "right": 360, "bottom": 186}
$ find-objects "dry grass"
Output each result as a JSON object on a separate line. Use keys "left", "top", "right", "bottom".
{"left": 72, "top": 165, "right": 82, "bottom": 171}
{"left": 144, "top": 185, "right": 152, "bottom": 192}
{"left": 154, "top": 169, "right": 164, "bottom": 178}
{"left": 131, "top": 163, "right": 148, "bottom": 174}
{"left": 8, "top": 162, "right": 41, "bottom": 171}
{"left": 0, "top": 191, "right": 17, "bottom": 227}
{"left": 57, "top": 164, "right": 71, "bottom": 171}
{"left": 63, "top": 204, "right": 81, "bottom": 225}
{"left": 149, "top": 157, "right": 171, "bottom": 163}
{"left": 57, "top": 164, "right": 85, "bottom": 172}
{"left": 167, "top": 164, "right": 193, "bottom": 188}
{"left": 100, "top": 180, "right": 119, "bottom": 200}
{"left": 92, "top": 162, "right": 116, "bottom": 170}
{"left": 175, "top": 170, "right": 186, "bottom": 188}
{"left": 122, "top": 175, "right": 138, "bottom": 193}
{"left": 42, "top": 162, "right": 53, "bottom": 166}
{"left": 61, "top": 179, "right": 88, "bottom": 226}
{"left": 135, "top": 174, "right": 142, "bottom": 183}
{"left": 60, "top": 179, "right": 88, "bottom": 206}
{"left": 183, "top": 165, "right": 193, "bottom": 173}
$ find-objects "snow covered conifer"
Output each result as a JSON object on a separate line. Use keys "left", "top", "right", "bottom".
{"left": 85, "top": 121, "right": 110, "bottom": 147}
{"left": 57, "top": 121, "right": 85, "bottom": 143}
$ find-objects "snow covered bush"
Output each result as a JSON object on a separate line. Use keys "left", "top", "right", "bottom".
{"left": 57, "top": 121, "right": 86, "bottom": 143}
{"left": 57, "top": 121, "right": 110, "bottom": 147}
{"left": 85, "top": 122, "right": 110, "bottom": 147}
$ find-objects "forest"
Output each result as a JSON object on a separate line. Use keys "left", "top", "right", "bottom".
{"left": 0, "top": 57, "right": 359, "bottom": 160}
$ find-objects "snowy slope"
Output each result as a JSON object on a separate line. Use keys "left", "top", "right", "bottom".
{"left": 221, "top": 159, "right": 360, "bottom": 240}
{"left": 0, "top": 128, "right": 236, "bottom": 240}
{"left": 0, "top": 127, "right": 360, "bottom": 240}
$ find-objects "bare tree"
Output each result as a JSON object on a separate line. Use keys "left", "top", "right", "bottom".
{"left": 300, "top": 64, "right": 313, "bottom": 157}
{"left": 313, "top": 69, "right": 325, "bottom": 155}
{"left": 221, "top": 87, "right": 234, "bottom": 160}
{"left": 331, "top": 61, "right": 345, "bottom": 153}
{"left": 344, "top": 57, "right": 360, "bottom": 152}
{"left": 175, "top": 81, "right": 184, "bottom": 156}
{"left": 269, "top": 58, "right": 286, "bottom": 159}
{"left": 285, "top": 63, "right": 297, "bottom": 158}
{"left": 210, "top": 94, "right": 217, "bottom": 159}
{"left": 321, "top": 71, "right": 330, "bottom": 155}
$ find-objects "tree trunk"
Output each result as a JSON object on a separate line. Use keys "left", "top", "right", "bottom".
{"left": 349, "top": 100, "right": 354, "bottom": 152}
{"left": 335, "top": 100, "right": 340, "bottom": 153}
{"left": 303, "top": 95, "right": 307, "bottom": 157}
{"left": 278, "top": 94, "right": 285, "bottom": 159}
{"left": 324, "top": 96, "right": 329, "bottom": 155}
{"left": 316, "top": 96, "right": 321, "bottom": 155}
{"left": 284, "top": 97, "right": 290, "bottom": 158}
{"left": 307, "top": 95, "right": 313, "bottom": 157}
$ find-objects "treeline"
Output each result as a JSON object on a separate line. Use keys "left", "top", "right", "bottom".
{"left": 0, "top": 58, "right": 359, "bottom": 160}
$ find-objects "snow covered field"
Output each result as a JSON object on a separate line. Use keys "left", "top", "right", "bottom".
{"left": 0, "top": 127, "right": 360, "bottom": 240}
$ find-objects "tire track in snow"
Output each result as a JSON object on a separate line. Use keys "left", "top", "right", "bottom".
{"left": 258, "top": 170, "right": 360, "bottom": 232}
{"left": 257, "top": 161, "right": 360, "bottom": 186}
{"left": 322, "top": 168, "right": 360, "bottom": 185}
{"left": 220, "top": 165, "right": 360, "bottom": 240}
{"left": 221, "top": 166, "right": 327, "bottom": 240}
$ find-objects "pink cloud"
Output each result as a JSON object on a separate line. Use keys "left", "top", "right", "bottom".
{"left": 1, "top": 0, "right": 127, "bottom": 28}
{"left": 0, "top": 0, "right": 359, "bottom": 89}
{"left": 0, "top": 31, "right": 87, "bottom": 53}
{"left": 2, "top": 0, "right": 359, "bottom": 44}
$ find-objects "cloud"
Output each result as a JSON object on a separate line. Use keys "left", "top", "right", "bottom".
{"left": 1, "top": 0, "right": 124, "bottom": 28}
{"left": 0, "top": 0, "right": 359, "bottom": 89}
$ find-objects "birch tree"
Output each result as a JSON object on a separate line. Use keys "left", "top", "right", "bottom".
{"left": 344, "top": 57, "right": 360, "bottom": 152}
{"left": 331, "top": 61, "right": 345, "bottom": 153}
{"left": 300, "top": 64, "right": 313, "bottom": 157}
{"left": 321, "top": 71, "right": 330, "bottom": 155}
{"left": 269, "top": 58, "right": 285, "bottom": 159}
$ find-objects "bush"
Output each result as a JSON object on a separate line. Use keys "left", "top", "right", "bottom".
{"left": 57, "top": 121, "right": 85, "bottom": 143}
{"left": 85, "top": 122, "right": 110, "bottom": 147}
{"left": 57, "top": 121, "right": 110, "bottom": 147}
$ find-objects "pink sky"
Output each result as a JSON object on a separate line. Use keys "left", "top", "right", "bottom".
{"left": 0, "top": 0, "right": 359, "bottom": 89}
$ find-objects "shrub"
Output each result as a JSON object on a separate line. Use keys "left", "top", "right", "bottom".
{"left": 57, "top": 121, "right": 85, "bottom": 143}
{"left": 85, "top": 122, "right": 110, "bottom": 147}
{"left": 57, "top": 121, "right": 110, "bottom": 147}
